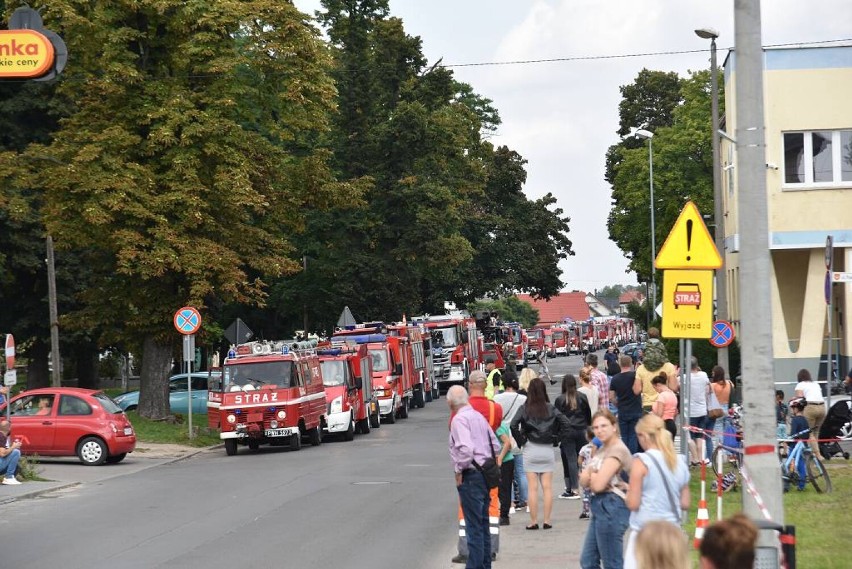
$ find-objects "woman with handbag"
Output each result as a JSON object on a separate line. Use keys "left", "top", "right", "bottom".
{"left": 624, "top": 414, "right": 691, "bottom": 569}
{"left": 554, "top": 374, "right": 592, "bottom": 499}
{"left": 510, "top": 377, "right": 570, "bottom": 530}
{"left": 579, "top": 410, "right": 632, "bottom": 569}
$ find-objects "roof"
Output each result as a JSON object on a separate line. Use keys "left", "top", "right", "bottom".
{"left": 516, "top": 292, "right": 590, "bottom": 326}
{"left": 619, "top": 290, "right": 645, "bottom": 304}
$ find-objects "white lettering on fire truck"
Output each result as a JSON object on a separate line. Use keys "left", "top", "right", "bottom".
{"left": 234, "top": 392, "right": 279, "bottom": 405}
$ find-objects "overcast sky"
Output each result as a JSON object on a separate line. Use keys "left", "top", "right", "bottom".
{"left": 293, "top": 0, "right": 852, "bottom": 294}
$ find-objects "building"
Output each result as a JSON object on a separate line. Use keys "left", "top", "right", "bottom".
{"left": 618, "top": 290, "right": 646, "bottom": 315}
{"left": 722, "top": 45, "right": 852, "bottom": 384}
{"left": 516, "top": 291, "right": 590, "bottom": 327}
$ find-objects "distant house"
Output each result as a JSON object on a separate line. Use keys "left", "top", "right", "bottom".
{"left": 586, "top": 292, "right": 614, "bottom": 318}
{"left": 618, "top": 290, "right": 646, "bottom": 315}
{"left": 516, "top": 291, "right": 590, "bottom": 327}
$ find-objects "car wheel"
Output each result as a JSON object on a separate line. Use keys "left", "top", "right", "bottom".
{"left": 105, "top": 453, "right": 127, "bottom": 464}
{"left": 344, "top": 415, "right": 355, "bottom": 441}
{"left": 370, "top": 407, "right": 381, "bottom": 428}
{"left": 248, "top": 440, "right": 260, "bottom": 451}
{"left": 225, "top": 439, "right": 238, "bottom": 456}
{"left": 308, "top": 424, "right": 323, "bottom": 446}
{"left": 77, "top": 437, "right": 108, "bottom": 466}
{"left": 357, "top": 415, "right": 371, "bottom": 435}
{"left": 398, "top": 397, "right": 409, "bottom": 419}
{"left": 290, "top": 432, "right": 302, "bottom": 451}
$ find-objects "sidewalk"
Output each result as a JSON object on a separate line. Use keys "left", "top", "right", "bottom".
{"left": 0, "top": 443, "right": 209, "bottom": 505}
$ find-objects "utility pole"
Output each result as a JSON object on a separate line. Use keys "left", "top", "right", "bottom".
{"left": 303, "top": 255, "right": 309, "bottom": 333}
{"left": 46, "top": 235, "right": 61, "bottom": 387}
{"left": 734, "top": 0, "right": 783, "bottom": 528}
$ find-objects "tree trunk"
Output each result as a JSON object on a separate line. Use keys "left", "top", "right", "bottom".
{"left": 26, "top": 339, "right": 50, "bottom": 389}
{"left": 75, "top": 341, "right": 100, "bottom": 389}
{"left": 137, "top": 336, "right": 173, "bottom": 420}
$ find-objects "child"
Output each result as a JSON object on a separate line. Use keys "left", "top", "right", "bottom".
{"left": 776, "top": 389, "right": 788, "bottom": 457}
{"left": 577, "top": 426, "right": 600, "bottom": 520}
{"left": 787, "top": 398, "right": 809, "bottom": 491}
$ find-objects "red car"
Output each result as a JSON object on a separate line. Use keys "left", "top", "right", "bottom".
{"left": 1, "top": 387, "right": 136, "bottom": 465}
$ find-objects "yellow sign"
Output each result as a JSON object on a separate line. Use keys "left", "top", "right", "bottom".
{"left": 655, "top": 201, "right": 722, "bottom": 270}
{"left": 661, "top": 270, "right": 714, "bottom": 339}
{"left": 0, "top": 30, "right": 55, "bottom": 79}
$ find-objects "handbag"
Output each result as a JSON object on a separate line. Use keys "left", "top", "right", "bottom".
{"left": 646, "top": 453, "right": 684, "bottom": 525}
{"left": 474, "top": 432, "right": 502, "bottom": 489}
{"left": 707, "top": 388, "right": 724, "bottom": 419}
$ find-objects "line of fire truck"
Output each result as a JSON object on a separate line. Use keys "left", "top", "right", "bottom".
{"left": 204, "top": 311, "right": 634, "bottom": 456}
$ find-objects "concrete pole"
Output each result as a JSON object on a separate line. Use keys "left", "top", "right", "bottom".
{"left": 46, "top": 235, "right": 61, "bottom": 387}
{"left": 649, "top": 138, "right": 657, "bottom": 311}
{"left": 734, "top": 0, "right": 783, "bottom": 523}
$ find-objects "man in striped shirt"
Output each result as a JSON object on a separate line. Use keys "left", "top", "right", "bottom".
{"left": 585, "top": 353, "right": 610, "bottom": 413}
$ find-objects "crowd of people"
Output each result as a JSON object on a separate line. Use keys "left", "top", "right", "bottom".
{"left": 447, "top": 332, "right": 761, "bottom": 569}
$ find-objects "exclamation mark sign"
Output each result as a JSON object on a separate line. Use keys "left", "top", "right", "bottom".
{"left": 686, "top": 219, "right": 693, "bottom": 262}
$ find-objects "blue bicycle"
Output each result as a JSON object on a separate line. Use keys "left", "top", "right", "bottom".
{"left": 780, "top": 429, "right": 832, "bottom": 493}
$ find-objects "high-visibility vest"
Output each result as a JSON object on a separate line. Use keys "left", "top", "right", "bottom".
{"left": 485, "top": 369, "right": 503, "bottom": 400}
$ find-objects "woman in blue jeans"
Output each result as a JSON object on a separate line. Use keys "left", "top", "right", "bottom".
{"left": 579, "top": 410, "right": 632, "bottom": 569}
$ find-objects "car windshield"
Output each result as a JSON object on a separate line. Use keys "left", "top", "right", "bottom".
{"left": 432, "top": 326, "right": 458, "bottom": 347}
{"left": 321, "top": 360, "right": 346, "bottom": 387}
{"left": 224, "top": 361, "right": 293, "bottom": 388}
{"left": 369, "top": 349, "right": 390, "bottom": 372}
{"left": 552, "top": 331, "right": 564, "bottom": 340}
{"left": 95, "top": 392, "right": 124, "bottom": 414}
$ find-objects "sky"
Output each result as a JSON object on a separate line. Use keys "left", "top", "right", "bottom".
{"left": 292, "top": 0, "right": 852, "bottom": 294}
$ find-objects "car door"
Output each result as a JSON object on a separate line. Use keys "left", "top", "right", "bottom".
{"left": 9, "top": 394, "right": 57, "bottom": 453}
{"left": 54, "top": 394, "right": 95, "bottom": 455}
{"left": 169, "top": 376, "right": 190, "bottom": 414}
{"left": 190, "top": 376, "right": 208, "bottom": 415}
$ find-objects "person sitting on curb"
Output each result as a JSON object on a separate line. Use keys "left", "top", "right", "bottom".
{"left": 0, "top": 420, "right": 23, "bottom": 485}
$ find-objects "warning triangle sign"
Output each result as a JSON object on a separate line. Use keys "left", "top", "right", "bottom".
{"left": 655, "top": 201, "right": 722, "bottom": 270}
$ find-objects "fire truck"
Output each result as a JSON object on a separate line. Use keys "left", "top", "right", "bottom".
{"left": 331, "top": 324, "right": 415, "bottom": 424}
{"left": 387, "top": 323, "right": 433, "bottom": 408}
{"left": 208, "top": 340, "right": 327, "bottom": 456}
{"left": 504, "top": 322, "right": 528, "bottom": 369}
{"left": 551, "top": 327, "right": 568, "bottom": 356}
{"left": 526, "top": 328, "right": 544, "bottom": 360}
{"left": 317, "top": 343, "right": 380, "bottom": 440}
{"left": 411, "top": 313, "right": 480, "bottom": 392}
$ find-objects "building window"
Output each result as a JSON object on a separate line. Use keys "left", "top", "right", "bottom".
{"left": 783, "top": 129, "right": 852, "bottom": 187}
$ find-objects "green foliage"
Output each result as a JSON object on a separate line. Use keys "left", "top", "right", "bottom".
{"left": 468, "top": 296, "right": 539, "bottom": 329}
{"left": 126, "top": 410, "right": 221, "bottom": 447}
{"left": 607, "top": 68, "right": 723, "bottom": 284}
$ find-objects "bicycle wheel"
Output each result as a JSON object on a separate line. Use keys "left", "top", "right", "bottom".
{"left": 712, "top": 444, "right": 741, "bottom": 480}
{"left": 805, "top": 453, "right": 832, "bottom": 493}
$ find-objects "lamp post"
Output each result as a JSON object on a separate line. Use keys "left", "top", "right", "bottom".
{"left": 696, "top": 27, "right": 729, "bottom": 375}
{"left": 635, "top": 128, "right": 656, "bottom": 312}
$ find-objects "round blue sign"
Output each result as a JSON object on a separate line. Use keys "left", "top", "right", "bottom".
{"left": 710, "top": 320, "right": 735, "bottom": 348}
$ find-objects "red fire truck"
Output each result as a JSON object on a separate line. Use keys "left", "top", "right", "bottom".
{"left": 387, "top": 323, "right": 432, "bottom": 408}
{"left": 412, "top": 313, "right": 480, "bottom": 392}
{"left": 526, "top": 328, "right": 544, "bottom": 360}
{"left": 331, "top": 325, "right": 414, "bottom": 424}
{"left": 208, "top": 340, "right": 327, "bottom": 455}
{"left": 551, "top": 327, "right": 568, "bottom": 356}
{"left": 318, "top": 344, "right": 380, "bottom": 440}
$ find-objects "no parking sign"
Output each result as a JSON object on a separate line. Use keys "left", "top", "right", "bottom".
{"left": 709, "top": 320, "right": 735, "bottom": 348}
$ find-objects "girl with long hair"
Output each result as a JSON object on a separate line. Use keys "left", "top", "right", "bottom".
{"left": 579, "top": 410, "right": 632, "bottom": 568}
{"left": 510, "top": 377, "right": 569, "bottom": 530}
{"left": 651, "top": 372, "right": 678, "bottom": 440}
{"left": 555, "top": 374, "right": 591, "bottom": 499}
{"left": 578, "top": 367, "right": 599, "bottom": 415}
{"left": 624, "top": 414, "right": 690, "bottom": 569}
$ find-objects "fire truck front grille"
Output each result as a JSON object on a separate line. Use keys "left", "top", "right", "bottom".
{"left": 433, "top": 349, "right": 451, "bottom": 381}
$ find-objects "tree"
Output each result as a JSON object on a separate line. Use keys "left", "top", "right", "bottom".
{"left": 23, "top": 0, "right": 345, "bottom": 418}
{"left": 607, "top": 69, "right": 721, "bottom": 283}
{"left": 468, "top": 296, "right": 539, "bottom": 329}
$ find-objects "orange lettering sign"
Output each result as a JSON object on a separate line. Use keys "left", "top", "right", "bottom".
{"left": 0, "top": 30, "right": 55, "bottom": 78}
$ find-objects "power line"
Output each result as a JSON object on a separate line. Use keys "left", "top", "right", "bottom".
{"left": 440, "top": 37, "right": 852, "bottom": 68}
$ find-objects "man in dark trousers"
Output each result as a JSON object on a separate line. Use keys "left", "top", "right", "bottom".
{"left": 609, "top": 355, "right": 643, "bottom": 454}
{"left": 448, "top": 385, "right": 501, "bottom": 569}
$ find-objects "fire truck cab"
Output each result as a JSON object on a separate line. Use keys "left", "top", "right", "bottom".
{"left": 318, "top": 344, "right": 380, "bottom": 440}
{"left": 412, "top": 313, "right": 479, "bottom": 393}
{"left": 387, "top": 323, "right": 432, "bottom": 408}
{"left": 210, "top": 340, "right": 327, "bottom": 456}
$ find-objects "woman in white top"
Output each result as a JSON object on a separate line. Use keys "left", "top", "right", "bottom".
{"left": 687, "top": 357, "right": 711, "bottom": 465}
{"left": 794, "top": 368, "right": 825, "bottom": 455}
{"left": 578, "top": 367, "right": 599, "bottom": 416}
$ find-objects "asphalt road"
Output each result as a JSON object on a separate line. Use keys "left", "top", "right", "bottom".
{"left": 0, "top": 354, "right": 587, "bottom": 569}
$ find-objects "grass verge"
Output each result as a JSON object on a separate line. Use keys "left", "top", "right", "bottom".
{"left": 684, "top": 461, "right": 851, "bottom": 568}
{"left": 126, "top": 411, "right": 221, "bottom": 447}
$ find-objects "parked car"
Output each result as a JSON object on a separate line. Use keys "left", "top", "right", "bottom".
{"left": 113, "top": 372, "right": 219, "bottom": 415}
{"left": 621, "top": 342, "right": 645, "bottom": 364}
{"left": 1, "top": 387, "right": 136, "bottom": 465}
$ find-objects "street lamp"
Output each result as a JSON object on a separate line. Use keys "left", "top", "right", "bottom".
{"left": 635, "top": 128, "right": 656, "bottom": 312}
{"left": 695, "top": 27, "right": 729, "bottom": 374}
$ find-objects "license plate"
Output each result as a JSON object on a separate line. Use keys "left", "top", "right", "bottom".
{"left": 123, "top": 427, "right": 133, "bottom": 436}
{"left": 264, "top": 428, "right": 292, "bottom": 438}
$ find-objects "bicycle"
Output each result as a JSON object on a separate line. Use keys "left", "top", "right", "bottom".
{"left": 712, "top": 403, "right": 744, "bottom": 488}
{"left": 780, "top": 429, "right": 832, "bottom": 493}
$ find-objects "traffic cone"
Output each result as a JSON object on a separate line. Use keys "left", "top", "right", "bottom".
{"left": 693, "top": 498, "right": 710, "bottom": 549}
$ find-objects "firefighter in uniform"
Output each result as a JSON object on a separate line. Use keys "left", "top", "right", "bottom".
{"left": 484, "top": 356, "right": 503, "bottom": 401}
{"left": 452, "top": 369, "right": 503, "bottom": 564}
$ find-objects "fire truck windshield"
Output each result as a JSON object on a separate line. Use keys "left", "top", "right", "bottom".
{"left": 224, "top": 361, "right": 293, "bottom": 389}
{"left": 369, "top": 349, "right": 390, "bottom": 372}
{"left": 320, "top": 360, "right": 346, "bottom": 387}
{"left": 432, "top": 327, "right": 458, "bottom": 348}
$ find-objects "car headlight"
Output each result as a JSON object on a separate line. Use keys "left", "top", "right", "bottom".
{"left": 277, "top": 410, "right": 286, "bottom": 420}
{"left": 227, "top": 414, "right": 236, "bottom": 424}
{"left": 329, "top": 396, "right": 343, "bottom": 414}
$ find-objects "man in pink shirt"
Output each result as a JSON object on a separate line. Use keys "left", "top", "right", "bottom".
{"left": 586, "top": 353, "right": 610, "bottom": 412}
{"left": 448, "top": 385, "right": 500, "bottom": 569}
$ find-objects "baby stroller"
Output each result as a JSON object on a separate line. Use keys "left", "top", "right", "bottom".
{"left": 818, "top": 400, "right": 851, "bottom": 460}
